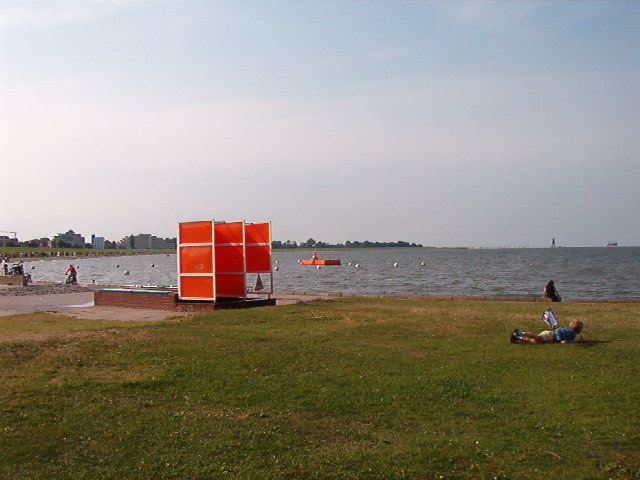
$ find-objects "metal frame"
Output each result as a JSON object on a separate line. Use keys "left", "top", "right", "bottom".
{"left": 177, "top": 220, "right": 216, "bottom": 301}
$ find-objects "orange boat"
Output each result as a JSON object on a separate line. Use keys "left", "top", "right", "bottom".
{"left": 300, "top": 259, "right": 341, "bottom": 266}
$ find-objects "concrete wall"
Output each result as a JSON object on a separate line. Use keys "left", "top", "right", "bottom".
{"left": 94, "top": 289, "right": 178, "bottom": 311}
{"left": 93, "top": 288, "right": 275, "bottom": 311}
{"left": 0, "top": 274, "right": 27, "bottom": 286}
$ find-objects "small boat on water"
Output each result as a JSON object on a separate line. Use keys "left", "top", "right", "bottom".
{"left": 606, "top": 241, "right": 618, "bottom": 247}
{"left": 300, "top": 259, "right": 341, "bottom": 266}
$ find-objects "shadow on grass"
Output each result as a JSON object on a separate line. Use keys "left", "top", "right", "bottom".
{"left": 510, "top": 340, "right": 610, "bottom": 347}
{"left": 575, "top": 339, "right": 611, "bottom": 347}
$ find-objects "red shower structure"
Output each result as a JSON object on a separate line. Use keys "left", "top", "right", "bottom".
{"left": 177, "top": 220, "right": 273, "bottom": 301}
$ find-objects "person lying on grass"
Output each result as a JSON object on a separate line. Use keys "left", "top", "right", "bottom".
{"left": 511, "top": 318, "right": 584, "bottom": 344}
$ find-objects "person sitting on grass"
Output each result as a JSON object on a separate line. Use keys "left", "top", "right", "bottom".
{"left": 544, "top": 280, "right": 561, "bottom": 302}
{"left": 511, "top": 319, "right": 584, "bottom": 344}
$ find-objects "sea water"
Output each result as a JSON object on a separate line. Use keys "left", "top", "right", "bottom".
{"left": 23, "top": 247, "right": 640, "bottom": 300}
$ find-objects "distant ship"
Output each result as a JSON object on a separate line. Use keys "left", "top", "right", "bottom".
{"left": 606, "top": 241, "right": 618, "bottom": 247}
{"left": 551, "top": 237, "right": 556, "bottom": 248}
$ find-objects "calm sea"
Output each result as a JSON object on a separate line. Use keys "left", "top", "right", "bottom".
{"left": 22, "top": 247, "right": 640, "bottom": 300}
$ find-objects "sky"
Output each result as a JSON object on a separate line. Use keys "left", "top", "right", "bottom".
{"left": 1, "top": 1, "right": 638, "bottom": 248}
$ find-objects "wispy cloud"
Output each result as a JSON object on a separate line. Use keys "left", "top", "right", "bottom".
{"left": 0, "top": 0, "right": 131, "bottom": 29}
{"left": 365, "top": 46, "right": 410, "bottom": 62}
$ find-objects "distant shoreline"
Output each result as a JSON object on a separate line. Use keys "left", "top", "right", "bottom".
{"left": 2, "top": 245, "right": 638, "bottom": 261}
{"left": 2, "top": 282, "right": 637, "bottom": 304}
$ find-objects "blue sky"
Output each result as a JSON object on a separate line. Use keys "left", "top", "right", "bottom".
{"left": 1, "top": 1, "right": 638, "bottom": 247}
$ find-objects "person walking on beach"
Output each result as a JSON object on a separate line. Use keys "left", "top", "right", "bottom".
{"left": 544, "top": 280, "right": 561, "bottom": 302}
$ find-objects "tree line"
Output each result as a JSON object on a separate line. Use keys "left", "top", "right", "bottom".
{"left": 3, "top": 237, "right": 423, "bottom": 250}
{"left": 272, "top": 238, "right": 424, "bottom": 249}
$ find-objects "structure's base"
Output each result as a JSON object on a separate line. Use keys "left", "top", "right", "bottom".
{"left": 94, "top": 288, "right": 275, "bottom": 312}
{"left": 176, "top": 297, "right": 276, "bottom": 312}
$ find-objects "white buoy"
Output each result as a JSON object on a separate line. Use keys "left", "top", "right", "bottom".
{"left": 393, "top": 262, "right": 399, "bottom": 267}
{"left": 124, "top": 270, "right": 130, "bottom": 275}
{"left": 115, "top": 265, "right": 120, "bottom": 268}
{"left": 355, "top": 264, "right": 360, "bottom": 268}
{"left": 275, "top": 266, "right": 279, "bottom": 271}
{"left": 348, "top": 262, "right": 352, "bottom": 266}
{"left": 275, "top": 260, "right": 279, "bottom": 264}
{"left": 316, "top": 265, "right": 321, "bottom": 269}
{"left": 420, "top": 261, "right": 426, "bottom": 266}
{"left": 31, "top": 266, "right": 35, "bottom": 269}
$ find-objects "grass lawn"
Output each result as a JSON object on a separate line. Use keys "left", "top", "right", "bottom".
{"left": 1, "top": 298, "right": 638, "bottom": 479}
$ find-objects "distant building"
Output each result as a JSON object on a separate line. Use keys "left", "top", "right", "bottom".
{"left": 91, "top": 235, "right": 106, "bottom": 249}
{"left": 0, "top": 235, "right": 18, "bottom": 247}
{"left": 26, "top": 238, "right": 51, "bottom": 248}
{"left": 53, "top": 230, "right": 85, "bottom": 248}
{"left": 117, "top": 234, "right": 176, "bottom": 250}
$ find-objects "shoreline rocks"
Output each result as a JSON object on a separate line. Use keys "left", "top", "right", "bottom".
{"left": 0, "top": 284, "right": 94, "bottom": 297}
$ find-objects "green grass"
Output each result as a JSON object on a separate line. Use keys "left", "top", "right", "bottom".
{"left": 0, "top": 312, "right": 156, "bottom": 337}
{"left": 1, "top": 298, "right": 638, "bottom": 479}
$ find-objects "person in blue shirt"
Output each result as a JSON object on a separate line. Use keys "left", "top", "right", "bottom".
{"left": 511, "top": 319, "right": 584, "bottom": 344}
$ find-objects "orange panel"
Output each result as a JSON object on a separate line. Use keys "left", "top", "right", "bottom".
{"left": 179, "top": 221, "right": 212, "bottom": 244}
{"left": 246, "top": 245, "right": 271, "bottom": 273}
{"left": 179, "top": 246, "right": 213, "bottom": 274}
{"left": 215, "top": 245, "right": 244, "bottom": 273}
{"left": 244, "top": 223, "right": 270, "bottom": 244}
{"left": 180, "top": 276, "right": 214, "bottom": 299}
{"left": 215, "top": 274, "right": 245, "bottom": 297}
{"left": 214, "top": 222, "right": 244, "bottom": 244}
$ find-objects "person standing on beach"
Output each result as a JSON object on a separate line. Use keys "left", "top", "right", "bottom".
{"left": 544, "top": 280, "right": 561, "bottom": 302}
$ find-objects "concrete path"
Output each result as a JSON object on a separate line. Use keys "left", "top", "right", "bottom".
{"left": 0, "top": 285, "right": 335, "bottom": 321}
{"left": 0, "top": 290, "right": 188, "bottom": 321}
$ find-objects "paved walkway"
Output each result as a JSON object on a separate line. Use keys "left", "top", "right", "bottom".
{"left": 0, "top": 285, "right": 334, "bottom": 321}
{"left": 0, "top": 290, "right": 192, "bottom": 321}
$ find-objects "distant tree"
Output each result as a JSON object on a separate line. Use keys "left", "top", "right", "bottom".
{"left": 271, "top": 238, "right": 423, "bottom": 249}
